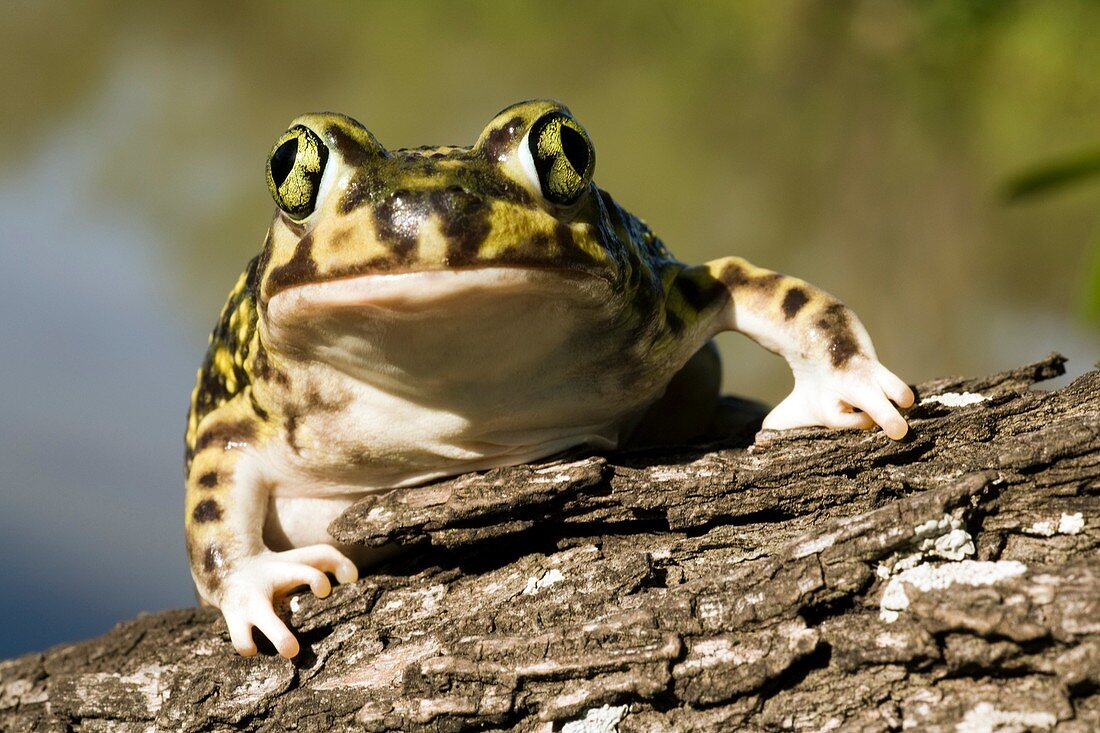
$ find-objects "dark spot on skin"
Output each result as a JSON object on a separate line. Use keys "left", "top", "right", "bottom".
{"left": 252, "top": 236, "right": 273, "bottom": 294}
{"left": 484, "top": 171, "right": 534, "bottom": 205}
{"left": 251, "top": 336, "right": 272, "bottom": 378}
{"left": 718, "top": 262, "right": 783, "bottom": 293}
{"left": 554, "top": 222, "right": 575, "bottom": 253}
{"left": 753, "top": 271, "right": 783, "bottom": 291}
{"left": 782, "top": 287, "right": 810, "bottom": 320}
{"left": 304, "top": 386, "right": 351, "bottom": 412}
{"left": 249, "top": 391, "right": 269, "bottom": 421}
{"left": 197, "top": 471, "right": 219, "bottom": 488}
{"left": 326, "top": 123, "right": 374, "bottom": 167}
{"left": 285, "top": 414, "right": 301, "bottom": 455}
{"left": 194, "top": 419, "right": 257, "bottom": 453}
{"left": 203, "top": 545, "right": 223, "bottom": 573}
{"left": 192, "top": 499, "right": 222, "bottom": 524}
{"left": 331, "top": 226, "right": 355, "bottom": 250}
{"left": 339, "top": 175, "right": 372, "bottom": 214}
{"left": 480, "top": 116, "right": 523, "bottom": 161}
{"left": 815, "top": 302, "right": 861, "bottom": 368}
{"left": 718, "top": 261, "right": 749, "bottom": 288}
{"left": 529, "top": 230, "right": 553, "bottom": 249}
{"left": 251, "top": 338, "right": 288, "bottom": 386}
{"left": 434, "top": 187, "right": 491, "bottom": 263}
{"left": 675, "top": 273, "right": 727, "bottom": 312}
{"left": 251, "top": 341, "right": 270, "bottom": 378}
{"left": 373, "top": 191, "right": 425, "bottom": 262}
{"left": 266, "top": 233, "right": 317, "bottom": 294}
{"left": 283, "top": 387, "right": 352, "bottom": 456}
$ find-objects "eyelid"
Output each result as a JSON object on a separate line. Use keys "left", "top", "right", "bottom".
{"left": 517, "top": 127, "right": 540, "bottom": 193}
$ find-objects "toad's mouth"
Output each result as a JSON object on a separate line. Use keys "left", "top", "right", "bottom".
{"left": 262, "top": 265, "right": 634, "bottom": 395}
{"left": 266, "top": 266, "right": 613, "bottom": 323}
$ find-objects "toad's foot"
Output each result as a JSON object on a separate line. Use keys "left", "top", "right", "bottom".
{"left": 219, "top": 544, "right": 358, "bottom": 658}
{"left": 763, "top": 356, "right": 915, "bottom": 440}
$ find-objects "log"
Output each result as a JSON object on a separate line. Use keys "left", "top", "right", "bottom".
{"left": 2, "top": 354, "right": 1097, "bottom": 732}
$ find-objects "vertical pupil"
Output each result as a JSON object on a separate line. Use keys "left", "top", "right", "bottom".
{"left": 270, "top": 137, "right": 299, "bottom": 187}
{"left": 559, "top": 125, "right": 589, "bottom": 174}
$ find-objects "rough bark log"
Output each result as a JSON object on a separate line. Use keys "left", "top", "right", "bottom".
{"left": 2, "top": 354, "right": 1097, "bottom": 732}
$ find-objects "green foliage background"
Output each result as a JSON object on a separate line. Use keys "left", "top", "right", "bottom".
{"left": 1006, "top": 147, "right": 1100, "bottom": 322}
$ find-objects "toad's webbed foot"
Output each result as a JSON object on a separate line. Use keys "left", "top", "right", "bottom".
{"left": 763, "top": 356, "right": 915, "bottom": 439}
{"left": 218, "top": 544, "right": 358, "bottom": 658}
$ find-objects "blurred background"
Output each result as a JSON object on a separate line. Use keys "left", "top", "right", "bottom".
{"left": 2, "top": 1, "right": 1098, "bottom": 658}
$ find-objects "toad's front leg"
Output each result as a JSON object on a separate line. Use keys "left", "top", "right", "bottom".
{"left": 675, "top": 257, "right": 915, "bottom": 439}
{"left": 185, "top": 402, "right": 357, "bottom": 658}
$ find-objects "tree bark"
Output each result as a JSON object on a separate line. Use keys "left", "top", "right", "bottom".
{"left": 2, "top": 354, "right": 1097, "bottom": 732}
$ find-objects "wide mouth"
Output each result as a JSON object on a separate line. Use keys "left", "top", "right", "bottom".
{"left": 266, "top": 266, "right": 612, "bottom": 325}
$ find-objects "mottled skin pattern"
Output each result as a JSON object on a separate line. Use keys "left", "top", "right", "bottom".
{"left": 185, "top": 100, "right": 914, "bottom": 658}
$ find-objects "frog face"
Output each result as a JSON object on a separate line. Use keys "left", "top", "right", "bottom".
{"left": 251, "top": 100, "right": 681, "bottom": 423}
{"left": 256, "top": 100, "right": 637, "bottom": 308}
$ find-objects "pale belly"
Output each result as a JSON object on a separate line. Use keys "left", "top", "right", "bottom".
{"left": 259, "top": 365, "right": 654, "bottom": 494}
{"left": 263, "top": 494, "right": 391, "bottom": 566}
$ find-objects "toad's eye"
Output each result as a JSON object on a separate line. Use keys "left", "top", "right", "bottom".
{"left": 526, "top": 112, "right": 595, "bottom": 205}
{"left": 266, "top": 125, "right": 329, "bottom": 219}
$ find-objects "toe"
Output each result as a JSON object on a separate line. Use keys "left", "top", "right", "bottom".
{"left": 251, "top": 603, "right": 300, "bottom": 659}
{"left": 878, "top": 367, "right": 915, "bottom": 408}
{"left": 271, "top": 564, "right": 331, "bottom": 599}
{"left": 281, "top": 545, "right": 359, "bottom": 585}
{"left": 334, "top": 561, "right": 358, "bottom": 585}
{"left": 226, "top": 613, "right": 258, "bottom": 657}
{"left": 307, "top": 569, "right": 332, "bottom": 599}
{"left": 855, "top": 392, "right": 908, "bottom": 440}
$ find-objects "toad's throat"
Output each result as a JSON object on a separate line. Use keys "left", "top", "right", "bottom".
{"left": 256, "top": 267, "right": 671, "bottom": 475}
{"left": 264, "top": 267, "right": 649, "bottom": 399}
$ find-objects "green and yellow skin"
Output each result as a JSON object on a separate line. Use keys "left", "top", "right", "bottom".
{"left": 185, "top": 100, "right": 914, "bottom": 658}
